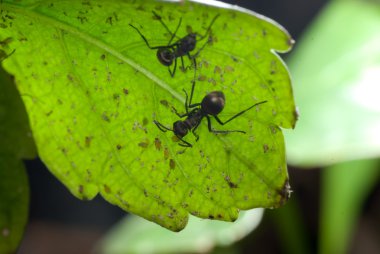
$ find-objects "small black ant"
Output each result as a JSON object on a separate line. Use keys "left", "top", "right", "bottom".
{"left": 129, "top": 11, "right": 219, "bottom": 77}
{"left": 154, "top": 80, "right": 267, "bottom": 147}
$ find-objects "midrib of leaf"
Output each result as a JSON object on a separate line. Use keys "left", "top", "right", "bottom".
{"left": 1, "top": 2, "right": 184, "bottom": 102}
{"left": 2, "top": 1, "right": 238, "bottom": 213}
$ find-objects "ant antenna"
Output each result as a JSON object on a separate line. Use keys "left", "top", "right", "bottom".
{"left": 152, "top": 11, "right": 183, "bottom": 45}
{"left": 196, "top": 14, "right": 220, "bottom": 40}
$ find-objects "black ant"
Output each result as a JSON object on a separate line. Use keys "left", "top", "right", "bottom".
{"left": 154, "top": 80, "right": 267, "bottom": 147}
{"left": 129, "top": 11, "right": 219, "bottom": 77}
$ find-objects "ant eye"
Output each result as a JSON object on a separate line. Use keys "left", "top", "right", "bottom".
{"left": 157, "top": 49, "right": 174, "bottom": 66}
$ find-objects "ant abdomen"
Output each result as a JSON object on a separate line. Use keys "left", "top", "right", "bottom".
{"left": 201, "top": 91, "right": 225, "bottom": 116}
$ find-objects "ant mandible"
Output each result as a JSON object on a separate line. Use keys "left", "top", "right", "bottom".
{"left": 129, "top": 11, "right": 219, "bottom": 77}
{"left": 154, "top": 77, "right": 268, "bottom": 147}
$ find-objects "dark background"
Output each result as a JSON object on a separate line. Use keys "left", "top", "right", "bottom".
{"left": 19, "top": 1, "right": 355, "bottom": 253}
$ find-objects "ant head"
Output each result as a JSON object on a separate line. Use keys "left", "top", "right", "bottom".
{"left": 201, "top": 91, "right": 225, "bottom": 116}
{"left": 157, "top": 48, "right": 174, "bottom": 66}
{"left": 173, "top": 120, "right": 188, "bottom": 138}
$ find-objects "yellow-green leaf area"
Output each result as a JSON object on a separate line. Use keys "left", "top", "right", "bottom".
{"left": 0, "top": 0, "right": 295, "bottom": 231}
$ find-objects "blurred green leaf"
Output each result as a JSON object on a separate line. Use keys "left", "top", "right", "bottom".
{"left": 0, "top": 63, "right": 36, "bottom": 159}
{"left": 1, "top": 0, "right": 295, "bottom": 230}
{"left": 271, "top": 198, "right": 311, "bottom": 254}
{"left": 0, "top": 49, "right": 34, "bottom": 253}
{"left": 285, "top": 0, "right": 380, "bottom": 166}
{"left": 319, "top": 159, "right": 379, "bottom": 254}
{"left": 97, "top": 209, "right": 264, "bottom": 254}
{"left": 0, "top": 156, "right": 29, "bottom": 254}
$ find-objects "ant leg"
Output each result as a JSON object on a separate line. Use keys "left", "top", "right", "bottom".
{"left": 179, "top": 56, "right": 186, "bottom": 72}
{"left": 182, "top": 53, "right": 197, "bottom": 72}
{"left": 192, "top": 130, "right": 200, "bottom": 142}
{"left": 152, "top": 11, "right": 182, "bottom": 44}
{"left": 154, "top": 120, "right": 172, "bottom": 133}
{"left": 190, "top": 39, "right": 209, "bottom": 61}
{"left": 178, "top": 139, "right": 193, "bottom": 148}
{"left": 129, "top": 24, "right": 172, "bottom": 50}
{"left": 183, "top": 88, "right": 189, "bottom": 114}
{"left": 188, "top": 67, "right": 201, "bottom": 109}
{"left": 171, "top": 89, "right": 189, "bottom": 117}
{"left": 168, "top": 57, "right": 177, "bottom": 77}
{"left": 206, "top": 116, "right": 246, "bottom": 134}
{"left": 168, "top": 17, "right": 182, "bottom": 45}
{"left": 196, "top": 14, "right": 220, "bottom": 40}
{"left": 172, "top": 89, "right": 203, "bottom": 117}
{"left": 191, "top": 121, "right": 202, "bottom": 141}
{"left": 1, "top": 49, "right": 15, "bottom": 61}
{"left": 214, "top": 101, "right": 267, "bottom": 125}
{"left": 172, "top": 106, "right": 189, "bottom": 118}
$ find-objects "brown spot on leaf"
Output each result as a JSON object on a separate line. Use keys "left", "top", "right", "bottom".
{"left": 263, "top": 144, "right": 269, "bottom": 153}
{"left": 224, "top": 65, "right": 234, "bottom": 73}
{"left": 104, "top": 185, "right": 111, "bottom": 193}
{"left": 85, "top": 136, "right": 92, "bottom": 147}
{"left": 142, "top": 117, "right": 148, "bottom": 126}
{"left": 169, "top": 159, "right": 175, "bottom": 169}
{"left": 198, "top": 75, "right": 207, "bottom": 81}
{"left": 138, "top": 141, "right": 149, "bottom": 148}
{"left": 160, "top": 99, "right": 169, "bottom": 107}
{"left": 214, "top": 66, "right": 222, "bottom": 74}
{"left": 154, "top": 138, "right": 162, "bottom": 150}
{"left": 102, "top": 112, "right": 110, "bottom": 122}
{"left": 164, "top": 147, "right": 170, "bottom": 160}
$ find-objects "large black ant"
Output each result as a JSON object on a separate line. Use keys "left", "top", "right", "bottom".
{"left": 154, "top": 79, "right": 267, "bottom": 147}
{"left": 129, "top": 11, "right": 219, "bottom": 77}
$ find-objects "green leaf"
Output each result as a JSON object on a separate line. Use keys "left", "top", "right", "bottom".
{"left": 97, "top": 209, "right": 264, "bottom": 254}
{"left": 285, "top": 0, "right": 380, "bottom": 166}
{"left": 0, "top": 157, "right": 29, "bottom": 254}
{"left": 0, "top": 0, "right": 295, "bottom": 231}
{"left": 0, "top": 50, "right": 35, "bottom": 252}
{"left": 0, "top": 63, "right": 36, "bottom": 159}
{"left": 319, "top": 159, "right": 380, "bottom": 254}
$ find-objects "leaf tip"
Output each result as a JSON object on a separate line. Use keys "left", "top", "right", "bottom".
{"left": 287, "top": 37, "right": 296, "bottom": 48}
{"left": 277, "top": 179, "right": 292, "bottom": 207}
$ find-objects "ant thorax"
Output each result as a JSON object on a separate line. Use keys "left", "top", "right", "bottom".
{"left": 175, "top": 34, "right": 197, "bottom": 57}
